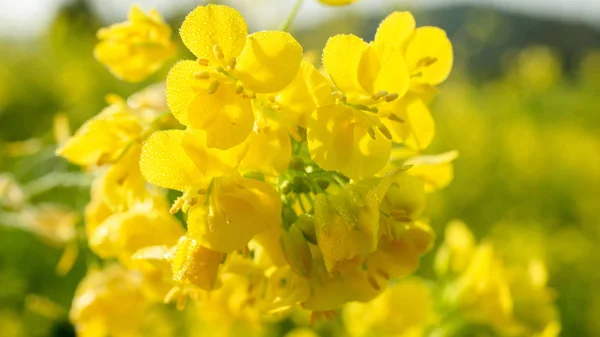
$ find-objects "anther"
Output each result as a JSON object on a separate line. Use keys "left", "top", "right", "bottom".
{"left": 368, "top": 275, "right": 380, "bottom": 290}
{"left": 376, "top": 268, "right": 390, "bottom": 280}
{"left": 170, "top": 197, "right": 185, "bottom": 214}
{"left": 369, "top": 107, "right": 379, "bottom": 113}
{"left": 371, "top": 90, "right": 388, "bottom": 101}
{"left": 207, "top": 80, "right": 220, "bottom": 94}
{"left": 197, "top": 57, "right": 210, "bottom": 66}
{"left": 193, "top": 71, "right": 210, "bottom": 80}
{"left": 226, "top": 58, "right": 237, "bottom": 71}
{"left": 367, "top": 126, "right": 377, "bottom": 140}
{"left": 388, "top": 113, "right": 405, "bottom": 123}
{"left": 378, "top": 124, "right": 393, "bottom": 140}
{"left": 417, "top": 56, "right": 438, "bottom": 68}
{"left": 385, "top": 92, "right": 399, "bottom": 102}
{"left": 212, "top": 45, "right": 224, "bottom": 60}
{"left": 235, "top": 84, "right": 245, "bottom": 95}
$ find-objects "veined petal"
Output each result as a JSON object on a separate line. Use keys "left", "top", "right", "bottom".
{"left": 187, "top": 176, "right": 281, "bottom": 253}
{"left": 188, "top": 83, "right": 254, "bottom": 149}
{"left": 383, "top": 97, "right": 434, "bottom": 151}
{"left": 373, "top": 45, "right": 410, "bottom": 97}
{"left": 180, "top": 4, "right": 247, "bottom": 63}
{"left": 307, "top": 104, "right": 391, "bottom": 180}
{"left": 405, "top": 27, "right": 453, "bottom": 86}
{"left": 275, "top": 60, "right": 334, "bottom": 128}
{"left": 235, "top": 31, "right": 303, "bottom": 93}
{"left": 322, "top": 34, "right": 370, "bottom": 97}
{"left": 166, "top": 60, "right": 204, "bottom": 126}
{"left": 374, "top": 11, "right": 416, "bottom": 49}
{"left": 239, "top": 124, "right": 292, "bottom": 176}
{"left": 140, "top": 130, "right": 207, "bottom": 191}
{"left": 405, "top": 150, "right": 459, "bottom": 192}
{"left": 181, "top": 129, "right": 248, "bottom": 178}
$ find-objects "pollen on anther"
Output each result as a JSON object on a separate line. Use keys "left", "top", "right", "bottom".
{"left": 385, "top": 93, "right": 399, "bottom": 102}
{"left": 207, "top": 80, "right": 220, "bottom": 94}
{"left": 212, "top": 45, "right": 224, "bottom": 60}
{"left": 193, "top": 71, "right": 210, "bottom": 80}
{"left": 197, "top": 58, "right": 210, "bottom": 66}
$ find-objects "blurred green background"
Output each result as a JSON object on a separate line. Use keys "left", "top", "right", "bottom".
{"left": 0, "top": 0, "right": 599, "bottom": 336}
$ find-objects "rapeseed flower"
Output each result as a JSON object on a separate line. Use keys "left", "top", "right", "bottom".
{"left": 94, "top": 6, "right": 176, "bottom": 82}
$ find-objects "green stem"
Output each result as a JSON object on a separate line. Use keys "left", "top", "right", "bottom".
{"left": 281, "top": 0, "right": 304, "bottom": 32}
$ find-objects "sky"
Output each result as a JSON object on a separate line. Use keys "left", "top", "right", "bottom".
{"left": 1, "top": 0, "right": 599, "bottom": 39}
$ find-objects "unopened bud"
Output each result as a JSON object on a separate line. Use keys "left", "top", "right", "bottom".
{"left": 280, "top": 224, "right": 313, "bottom": 277}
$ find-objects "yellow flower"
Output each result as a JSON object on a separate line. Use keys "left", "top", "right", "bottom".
{"left": 319, "top": 0, "right": 358, "bottom": 5}
{"left": 94, "top": 5, "right": 176, "bottom": 82}
{"left": 166, "top": 4, "right": 302, "bottom": 149}
{"left": 57, "top": 99, "right": 142, "bottom": 168}
{"left": 404, "top": 150, "right": 459, "bottom": 192}
{"left": 139, "top": 129, "right": 246, "bottom": 192}
{"left": 308, "top": 12, "right": 452, "bottom": 179}
{"left": 308, "top": 104, "right": 392, "bottom": 180}
{"left": 343, "top": 277, "right": 433, "bottom": 337}
{"left": 368, "top": 221, "right": 434, "bottom": 279}
{"left": 313, "top": 174, "right": 394, "bottom": 273}
{"left": 99, "top": 144, "right": 148, "bottom": 210}
{"left": 87, "top": 199, "right": 184, "bottom": 265}
{"left": 273, "top": 60, "right": 334, "bottom": 128}
{"left": 171, "top": 236, "right": 224, "bottom": 290}
{"left": 187, "top": 175, "right": 282, "bottom": 253}
{"left": 70, "top": 265, "right": 147, "bottom": 337}
{"left": 434, "top": 220, "right": 476, "bottom": 277}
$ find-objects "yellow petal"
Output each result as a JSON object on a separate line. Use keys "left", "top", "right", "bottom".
{"left": 404, "top": 150, "right": 459, "bottom": 192}
{"left": 372, "top": 45, "right": 410, "bottom": 97}
{"left": 308, "top": 104, "right": 391, "bottom": 180}
{"left": 373, "top": 11, "right": 416, "bottom": 48}
{"left": 166, "top": 60, "right": 204, "bottom": 126}
{"left": 188, "top": 83, "right": 254, "bottom": 149}
{"left": 239, "top": 124, "right": 292, "bottom": 176}
{"left": 319, "top": 0, "right": 357, "bottom": 5}
{"left": 187, "top": 176, "right": 281, "bottom": 253}
{"left": 275, "top": 60, "right": 334, "bottom": 127}
{"left": 180, "top": 4, "right": 247, "bottom": 63}
{"left": 383, "top": 97, "right": 434, "bottom": 151}
{"left": 235, "top": 31, "right": 303, "bottom": 93}
{"left": 180, "top": 129, "right": 248, "bottom": 178}
{"left": 405, "top": 27, "right": 453, "bottom": 86}
{"left": 57, "top": 103, "right": 142, "bottom": 167}
{"left": 140, "top": 130, "right": 207, "bottom": 191}
{"left": 322, "top": 34, "right": 370, "bottom": 97}
{"left": 171, "top": 236, "right": 223, "bottom": 290}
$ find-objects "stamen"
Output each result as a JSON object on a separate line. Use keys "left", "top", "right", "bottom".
{"left": 235, "top": 84, "right": 245, "bottom": 95}
{"left": 207, "top": 80, "right": 220, "bottom": 94}
{"left": 371, "top": 90, "right": 388, "bottom": 101}
{"left": 197, "top": 57, "right": 210, "bottom": 66}
{"left": 376, "top": 268, "right": 390, "bottom": 280}
{"left": 226, "top": 58, "right": 237, "bottom": 71}
{"left": 369, "top": 106, "right": 379, "bottom": 113}
{"left": 170, "top": 197, "right": 185, "bottom": 214}
{"left": 212, "top": 45, "right": 224, "bottom": 60}
{"left": 378, "top": 124, "right": 393, "bottom": 140}
{"left": 193, "top": 71, "right": 210, "bottom": 80}
{"left": 388, "top": 113, "right": 405, "bottom": 123}
{"left": 385, "top": 93, "right": 399, "bottom": 102}
{"left": 368, "top": 275, "right": 380, "bottom": 290}
{"left": 367, "top": 126, "right": 377, "bottom": 140}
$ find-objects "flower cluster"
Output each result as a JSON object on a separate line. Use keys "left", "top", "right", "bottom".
{"left": 343, "top": 221, "right": 560, "bottom": 337}
{"left": 59, "top": 4, "right": 456, "bottom": 335}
